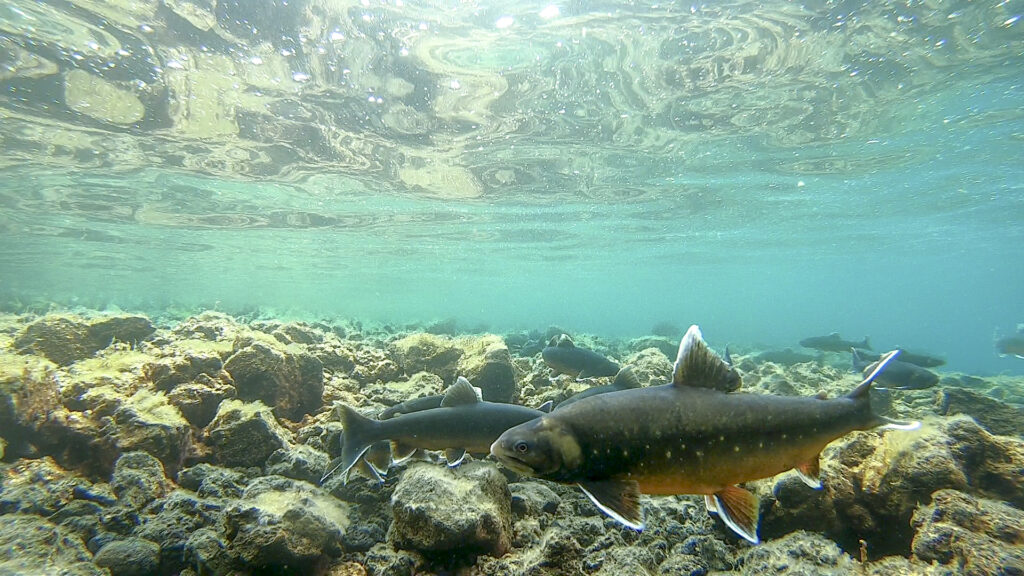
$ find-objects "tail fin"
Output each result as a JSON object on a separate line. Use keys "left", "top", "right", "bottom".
{"left": 336, "top": 404, "right": 381, "bottom": 484}
{"left": 846, "top": 350, "right": 921, "bottom": 431}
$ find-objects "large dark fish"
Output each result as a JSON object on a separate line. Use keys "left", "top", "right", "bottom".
{"left": 326, "top": 377, "right": 550, "bottom": 483}
{"left": 491, "top": 326, "right": 916, "bottom": 544}
{"left": 851, "top": 348, "right": 938, "bottom": 390}
{"left": 542, "top": 334, "right": 620, "bottom": 379}
{"left": 996, "top": 335, "right": 1024, "bottom": 359}
{"left": 799, "top": 332, "right": 871, "bottom": 353}
{"left": 850, "top": 348, "right": 945, "bottom": 368}
{"left": 555, "top": 367, "right": 641, "bottom": 410}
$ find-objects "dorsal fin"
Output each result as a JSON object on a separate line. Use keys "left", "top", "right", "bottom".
{"left": 441, "top": 377, "right": 481, "bottom": 407}
{"left": 672, "top": 325, "right": 742, "bottom": 392}
{"left": 612, "top": 366, "right": 641, "bottom": 390}
{"left": 554, "top": 334, "right": 575, "bottom": 348}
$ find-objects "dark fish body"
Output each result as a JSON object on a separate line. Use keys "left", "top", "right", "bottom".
{"left": 492, "top": 326, "right": 914, "bottom": 543}
{"left": 555, "top": 367, "right": 640, "bottom": 410}
{"left": 799, "top": 332, "right": 870, "bottom": 353}
{"left": 755, "top": 348, "right": 819, "bottom": 365}
{"left": 996, "top": 335, "right": 1024, "bottom": 359}
{"left": 851, "top": 348, "right": 945, "bottom": 368}
{"left": 852, "top": 349, "right": 938, "bottom": 390}
{"left": 379, "top": 394, "right": 446, "bottom": 419}
{"left": 326, "top": 377, "right": 546, "bottom": 483}
{"left": 542, "top": 334, "right": 620, "bottom": 378}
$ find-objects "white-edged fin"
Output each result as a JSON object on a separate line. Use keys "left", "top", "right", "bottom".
{"left": 353, "top": 458, "right": 385, "bottom": 483}
{"left": 444, "top": 448, "right": 467, "bottom": 467}
{"left": 672, "top": 325, "right": 741, "bottom": 392}
{"left": 712, "top": 485, "right": 760, "bottom": 544}
{"left": 321, "top": 456, "right": 346, "bottom": 484}
{"left": 877, "top": 419, "right": 922, "bottom": 431}
{"left": 577, "top": 479, "right": 644, "bottom": 530}
{"left": 555, "top": 334, "right": 575, "bottom": 348}
{"left": 537, "top": 400, "right": 554, "bottom": 413}
{"left": 704, "top": 495, "right": 718, "bottom": 514}
{"left": 847, "top": 350, "right": 901, "bottom": 399}
{"left": 441, "top": 377, "right": 481, "bottom": 407}
{"left": 364, "top": 442, "right": 392, "bottom": 476}
{"left": 390, "top": 441, "right": 418, "bottom": 464}
{"left": 795, "top": 455, "right": 823, "bottom": 489}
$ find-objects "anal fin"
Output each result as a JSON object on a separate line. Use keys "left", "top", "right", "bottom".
{"left": 364, "top": 442, "right": 392, "bottom": 476}
{"left": 704, "top": 495, "right": 718, "bottom": 514}
{"left": 712, "top": 485, "right": 761, "bottom": 544}
{"left": 577, "top": 479, "right": 643, "bottom": 530}
{"left": 795, "top": 454, "right": 823, "bottom": 489}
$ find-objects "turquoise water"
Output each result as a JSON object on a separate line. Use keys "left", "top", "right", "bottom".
{"left": 1, "top": 0, "right": 1022, "bottom": 374}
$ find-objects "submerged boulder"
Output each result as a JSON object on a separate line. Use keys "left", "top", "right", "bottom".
{"left": 223, "top": 339, "right": 324, "bottom": 421}
{"left": 205, "top": 399, "right": 292, "bottom": 468}
{"left": 911, "top": 489, "right": 1024, "bottom": 575}
{"left": 13, "top": 314, "right": 154, "bottom": 366}
{"left": 389, "top": 462, "right": 512, "bottom": 558}
{"left": 456, "top": 335, "right": 517, "bottom": 403}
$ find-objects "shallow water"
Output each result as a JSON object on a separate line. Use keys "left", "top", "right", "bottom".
{"left": 2, "top": 0, "right": 1022, "bottom": 374}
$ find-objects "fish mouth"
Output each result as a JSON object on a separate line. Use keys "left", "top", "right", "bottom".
{"left": 489, "top": 441, "right": 537, "bottom": 476}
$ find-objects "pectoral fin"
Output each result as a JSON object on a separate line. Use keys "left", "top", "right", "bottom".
{"left": 444, "top": 448, "right": 467, "bottom": 466}
{"left": 795, "top": 454, "right": 822, "bottom": 489}
{"left": 704, "top": 495, "right": 718, "bottom": 514}
{"left": 577, "top": 479, "right": 643, "bottom": 530}
{"left": 712, "top": 485, "right": 760, "bottom": 544}
{"left": 390, "top": 441, "right": 418, "bottom": 463}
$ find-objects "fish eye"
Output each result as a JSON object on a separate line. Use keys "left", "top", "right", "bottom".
{"left": 514, "top": 441, "right": 529, "bottom": 454}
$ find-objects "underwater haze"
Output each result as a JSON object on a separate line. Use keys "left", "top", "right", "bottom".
{"left": 0, "top": 0, "right": 1022, "bottom": 375}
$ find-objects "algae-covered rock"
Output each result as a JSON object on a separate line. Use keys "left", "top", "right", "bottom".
{"left": 389, "top": 462, "right": 512, "bottom": 557}
{"left": 108, "top": 390, "right": 192, "bottom": 475}
{"left": 166, "top": 373, "right": 237, "bottom": 428}
{"left": 265, "top": 444, "right": 330, "bottom": 484}
{"left": 177, "top": 463, "right": 250, "bottom": 499}
{"left": 390, "top": 333, "right": 463, "bottom": 380}
{"left": 911, "top": 489, "right": 1024, "bottom": 575}
{"left": 0, "top": 513, "right": 104, "bottom": 576}
{"left": 111, "top": 452, "right": 171, "bottom": 511}
{"left": 133, "top": 490, "right": 228, "bottom": 573}
{"left": 205, "top": 399, "right": 292, "bottom": 468}
{"left": 93, "top": 537, "right": 161, "bottom": 576}
{"left": 456, "top": 335, "right": 517, "bottom": 403}
{"left": 763, "top": 415, "right": 1024, "bottom": 556}
{"left": 934, "top": 387, "right": 1024, "bottom": 437}
{"left": 0, "top": 353, "right": 60, "bottom": 457}
{"left": 625, "top": 346, "right": 674, "bottom": 385}
{"left": 223, "top": 340, "right": 324, "bottom": 420}
{"left": 224, "top": 476, "right": 350, "bottom": 572}
{"left": 14, "top": 314, "right": 154, "bottom": 366}
{"left": 733, "top": 531, "right": 857, "bottom": 575}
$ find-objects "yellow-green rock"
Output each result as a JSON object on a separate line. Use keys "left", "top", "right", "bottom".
{"left": 64, "top": 69, "right": 144, "bottom": 125}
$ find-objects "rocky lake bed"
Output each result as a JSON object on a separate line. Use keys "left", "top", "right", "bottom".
{"left": 1, "top": 310, "right": 1022, "bottom": 575}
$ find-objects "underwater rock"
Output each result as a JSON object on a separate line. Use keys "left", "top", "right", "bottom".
{"left": 624, "top": 347, "right": 673, "bottom": 385}
{"left": 390, "top": 333, "right": 463, "bottom": 381}
{"left": 0, "top": 457, "right": 103, "bottom": 517}
{"left": 389, "top": 462, "right": 512, "bottom": 558}
{"left": 934, "top": 387, "right": 1024, "bottom": 436}
{"left": 763, "top": 415, "right": 1024, "bottom": 556}
{"left": 265, "top": 443, "right": 330, "bottom": 484}
{"left": 92, "top": 537, "right": 161, "bottom": 576}
{"left": 364, "top": 371, "right": 445, "bottom": 410}
{"left": 911, "top": 489, "right": 1024, "bottom": 575}
{"left": 224, "top": 476, "right": 349, "bottom": 572}
{"left": 64, "top": 69, "right": 145, "bottom": 125}
{"left": 166, "top": 373, "right": 237, "bottom": 428}
{"left": 456, "top": 335, "right": 517, "bottom": 403}
{"left": 732, "top": 531, "right": 857, "bottom": 575}
{"left": 107, "top": 390, "right": 192, "bottom": 476}
{"left": 184, "top": 527, "right": 234, "bottom": 576}
{"left": 509, "top": 481, "right": 561, "bottom": 517}
{"left": 363, "top": 542, "right": 425, "bottom": 576}
{"left": 0, "top": 513, "right": 104, "bottom": 576}
{"left": 223, "top": 339, "right": 324, "bottom": 420}
{"left": 269, "top": 321, "right": 326, "bottom": 345}
{"left": 177, "top": 463, "right": 251, "bottom": 499}
{"left": 310, "top": 341, "right": 357, "bottom": 374}
{"left": 13, "top": 314, "right": 154, "bottom": 366}
{"left": 0, "top": 354, "right": 60, "bottom": 458}
{"left": 110, "top": 452, "right": 171, "bottom": 511}
{"left": 626, "top": 336, "right": 677, "bottom": 358}
{"left": 14, "top": 316, "right": 95, "bottom": 366}
{"left": 144, "top": 351, "right": 226, "bottom": 392}
{"left": 204, "top": 399, "right": 292, "bottom": 468}
{"left": 133, "top": 490, "right": 227, "bottom": 573}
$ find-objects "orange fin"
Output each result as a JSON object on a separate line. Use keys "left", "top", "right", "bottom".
{"left": 795, "top": 454, "right": 823, "bottom": 489}
{"left": 578, "top": 479, "right": 644, "bottom": 530}
{"left": 713, "top": 485, "right": 760, "bottom": 544}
